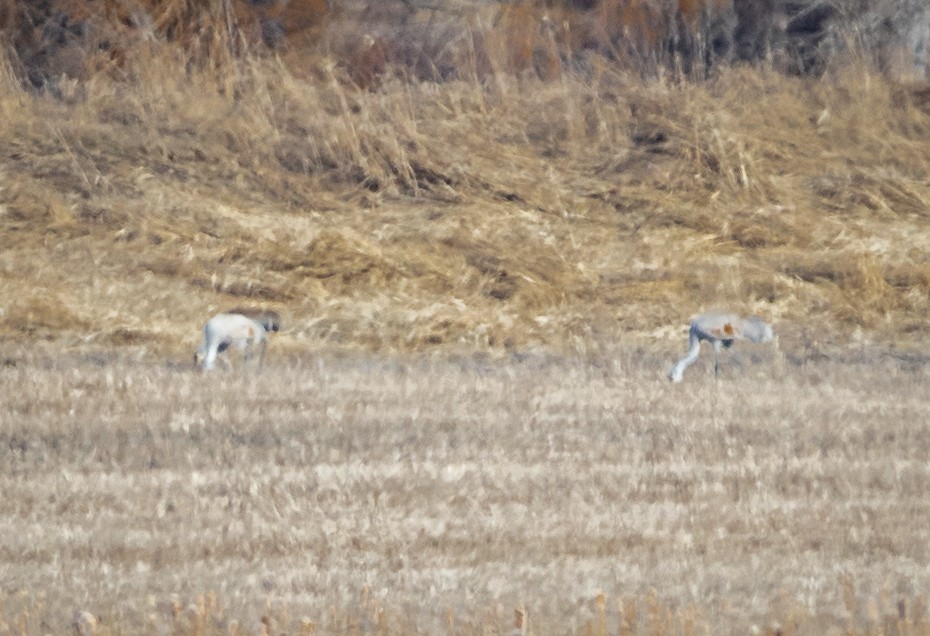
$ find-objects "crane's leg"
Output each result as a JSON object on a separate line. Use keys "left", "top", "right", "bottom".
{"left": 713, "top": 340, "right": 722, "bottom": 376}
{"left": 257, "top": 339, "right": 267, "bottom": 370}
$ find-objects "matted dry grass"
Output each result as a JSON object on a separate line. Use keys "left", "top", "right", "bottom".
{"left": 2, "top": 45, "right": 930, "bottom": 358}
{"left": 2, "top": 349, "right": 930, "bottom": 634}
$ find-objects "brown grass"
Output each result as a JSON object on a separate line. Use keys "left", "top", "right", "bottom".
{"left": 2, "top": 350, "right": 930, "bottom": 634}
{"left": 2, "top": 4, "right": 930, "bottom": 634}
{"left": 2, "top": 51, "right": 930, "bottom": 357}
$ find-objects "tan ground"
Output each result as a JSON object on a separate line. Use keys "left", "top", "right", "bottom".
{"left": 3, "top": 6, "right": 930, "bottom": 634}
{"left": 2, "top": 347, "right": 930, "bottom": 634}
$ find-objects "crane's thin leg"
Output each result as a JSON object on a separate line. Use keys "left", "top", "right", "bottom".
{"left": 257, "top": 339, "right": 267, "bottom": 370}
{"left": 713, "top": 340, "right": 722, "bottom": 376}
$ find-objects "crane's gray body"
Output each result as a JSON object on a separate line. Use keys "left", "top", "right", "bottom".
{"left": 669, "top": 313, "right": 774, "bottom": 382}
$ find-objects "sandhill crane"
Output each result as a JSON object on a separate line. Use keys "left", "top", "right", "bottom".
{"left": 194, "top": 309, "right": 280, "bottom": 371}
{"left": 668, "top": 312, "right": 774, "bottom": 382}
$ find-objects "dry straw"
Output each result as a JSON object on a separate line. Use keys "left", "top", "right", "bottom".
{"left": 5, "top": 49, "right": 930, "bottom": 356}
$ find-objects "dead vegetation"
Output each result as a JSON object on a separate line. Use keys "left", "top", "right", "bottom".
{"left": 0, "top": 2, "right": 927, "bottom": 357}
{"left": 2, "top": 352, "right": 930, "bottom": 634}
{"left": 3, "top": 52, "right": 930, "bottom": 355}
{"left": 0, "top": 7, "right": 929, "bottom": 630}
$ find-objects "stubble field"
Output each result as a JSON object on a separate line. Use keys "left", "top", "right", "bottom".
{"left": 3, "top": 3, "right": 930, "bottom": 634}
{"left": 2, "top": 347, "right": 930, "bottom": 635}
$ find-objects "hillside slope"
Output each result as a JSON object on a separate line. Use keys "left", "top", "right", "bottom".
{"left": 2, "top": 49, "right": 930, "bottom": 361}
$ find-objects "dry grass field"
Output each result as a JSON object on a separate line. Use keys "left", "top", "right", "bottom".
{"left": 2, "top": 348, "right": 930, "bottom": 635}
{"left": 2, "top": 37, "right": 930, "bottom": 358}
{"left": 2, "top": 1, "right": 930, "bottom": 633}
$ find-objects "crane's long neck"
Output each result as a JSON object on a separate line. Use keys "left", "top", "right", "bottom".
{"left": 669, "top": 334, "right": 701, "bottom": 382}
